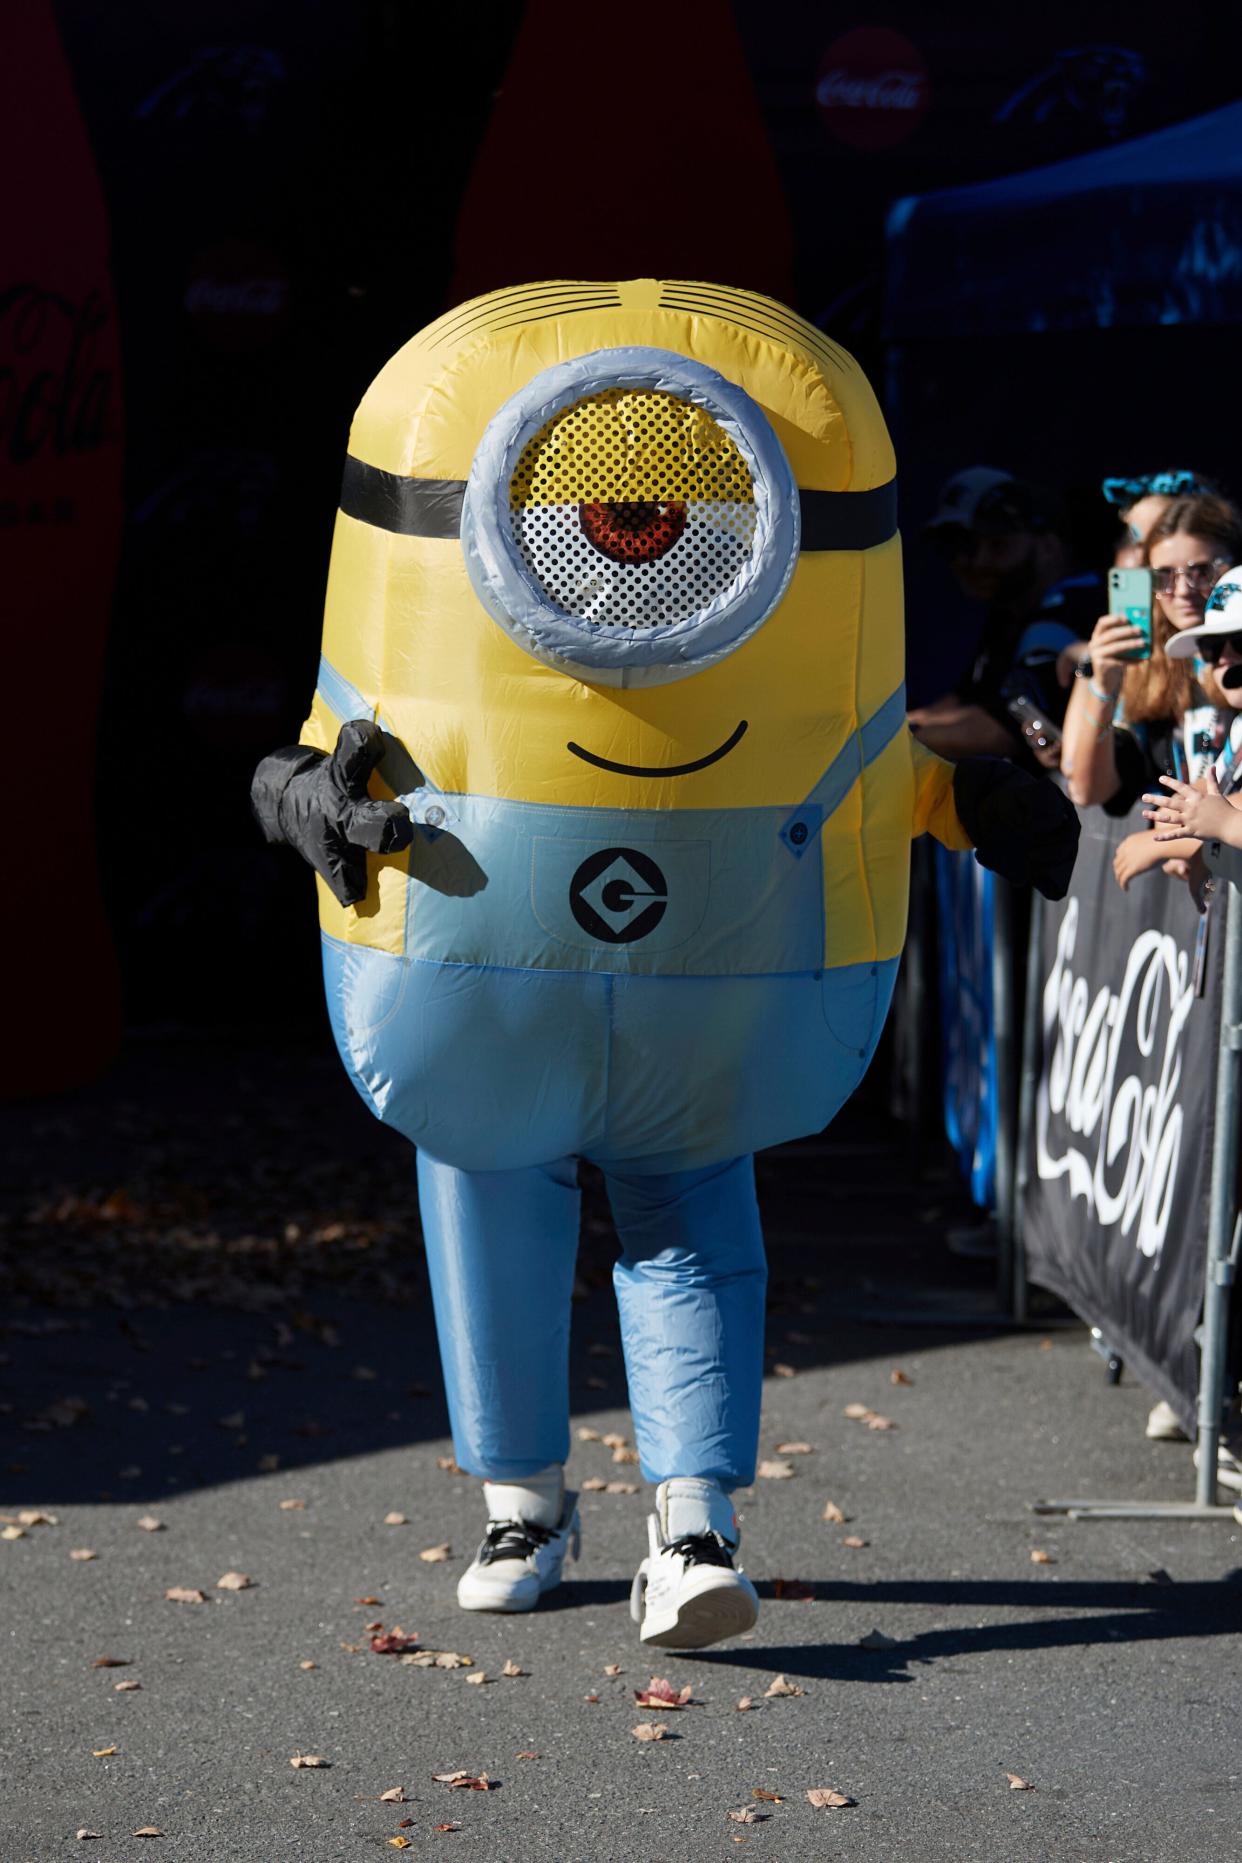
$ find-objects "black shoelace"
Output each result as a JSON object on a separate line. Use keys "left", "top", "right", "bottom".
{"left": 478, "top": 1518, "right": 555, "bottom": 1565}
{"left": 668, "top": 1532, "right": 734, "bottom": 1569}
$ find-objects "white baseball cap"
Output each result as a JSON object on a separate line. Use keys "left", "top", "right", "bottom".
{"left": 1164, "top": 568, "right": 1242, "bottom": 659}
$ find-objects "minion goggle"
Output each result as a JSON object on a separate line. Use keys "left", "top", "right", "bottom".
{"left": 340, "top": 346, "right": 896, "bottom": 688}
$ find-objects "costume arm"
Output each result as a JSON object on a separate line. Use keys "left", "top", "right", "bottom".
{"left": 910, "top": 733, "right": 974, "bottom": 849}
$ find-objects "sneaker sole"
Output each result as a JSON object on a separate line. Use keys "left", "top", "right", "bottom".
{"left": 640, "top": 1581, "right": 758, "bottom": 1650}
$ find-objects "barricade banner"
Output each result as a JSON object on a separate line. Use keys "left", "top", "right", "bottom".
{"left": 935, "top": 846, "right": 998, "bottom": 1207}
{"left": 1021, "top": 804, "right": 1225, "bottom": 1430}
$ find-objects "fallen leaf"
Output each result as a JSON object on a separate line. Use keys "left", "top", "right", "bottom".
{"left": 842, "top": 1536, "right": 869, "bottom": 1549}
{"left": 1006, "top": 1772, "right": 1034, "bottom": 1791}
{"left": 763, "top": 1675, "right": 804, "bottom": 1698}
{"left": 516, "top": 1751, "right": 539, "bottom": 1760}
{"left": 727, "top": 1807, "right": 764, "bottom": 1823}
{"left": 371, "top": 1631, "right": 419, "bottom": 1654}
{"left": 843, "top": 1402, "right": 871, "bottom": 1419}
{"left": 631, "top": 1722, "right": 669, "bottom": 1741}
{"left": 432, "top": 1771, "right": 492, "bottom": 1790}
{"left": 92, "top": 1657, "right": 130, "bottom": 1668}
{"left": 279, "top": 1498, "right": 306, "bottom": 1511}
{"left": 583, "top": 1693, "right": 600, "bottom": 1703}
{"left": 433, "top": 1823, "right": 462, "bottom": 1832}
{"left": 576, "top": 1426, "right": 602, "bottom": 1442}
{"left": 757, "top": 1460, "right": 795, "bottom": 1481}
{"left": 70, "top": 1547, "right": 97, "bottom": 1561}
{"left": 92, "top": 1746, "right": 118, "bottom": 1757}
{"left": 379, "top": 1788, "right": 406, "bottom": 1803}
{"left": 1029, "top": 1549, "right": 1055, "bottom": 1565}
{"left": 388, "top": 1840, "right": 413, "bottom": 1851}
{"left": 751, "top": 1787, "right": 783, "bottom": 1802}
{"left": 807, "top": 1787, "right": 856, "bottom": 1809}
{"left": 17, "top": 1509, "right": 58, "bottom": 1526}
{"left": 1039, "top": 1338, "right": 1053, "bottom": 1350}
{"left": 735, "top": 1696, "right": 757, "bottom": 1711}
{"left": 385, "top": 1512, "right": 408, "bottom": 1527}
{"left": 131, "top": 1829, "right": 164, "bottom": 1838}
{"left": 581, "top": 1477, "right": 607, "bottom": 1491}
{"left": 603, "top": 1664, "right": 623, "bottom": 1677}
{"left": 821, "top": 1500, "right": 848, "bottom": 1523}
{"left": 865, "top": 1414, "right": 896, "bottom": 1431}
{"left": 354, "top": 1595, "right": 382, "bottom": 1606}
{"left": 634, "top": 1676, "right": 692, "bottom": 1709}
{"left": 890, "top": 1368, "right": 913, "bottom": 1386}
{"left": 858, "top": 1628, "right": 898, "bottom": 1650}
{"left": 604, "top": 1481, "right": 639, "bottom": 1495}
{"left": 289, "top": 1753, "right": 330, "bottom": 1768}
{"left": 419, "top": 1542, "right": 451, "bottom": 1563}
{"left": 1, "top": 1525, "right": 26, "bottom": 1540}
{"left": 771, "top": 1363, "right": 797, "bottom": 1378}
{"left": 772, "top": 1577, "right": 815, "bottom": 1601}
{"left": 299, "top": 1660, "right": 316, "bottom": 1671}
{"left": 136, "top": 1516, "right": 163, "bottom": 1533}
{"left": 611, "top": 1445, "right": 640, "bottom": 1465}
{"left": 465, "top": 1670, "right": 488, "bottom": 1685}
{"left": 774, "top": 1442, "right": 813, "bottom": 1456}
{"left": 114, "top": 1679, "right": 142, "bottom": 1692}
{"left": 601, "top": 1432, "right": 628, "bottom": 1450}
{"left": 164, "top": 1586, "right": 208, "bottom": 1604}
{"left": 501, "top": 1659, "right": 524, "bottom": 1677}
{"left": 75, "top": 1831, "right": 102, "bottom": 1841}
{"left": 216, "top": 1571, "right": 254, "bottom": 1591}
{"left": 436, "top": 1457, "right": 465, "bottom": 1475}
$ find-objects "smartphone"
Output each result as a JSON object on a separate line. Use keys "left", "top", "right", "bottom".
{"left": 1007, "top": 694, "right": 1062, "bottom": 748}
{"left": 1108, "top": 566, "right": 1153, "bottom": 663}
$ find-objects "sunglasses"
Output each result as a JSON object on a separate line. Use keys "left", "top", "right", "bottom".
{"left": 1194, "top": 630, "right": 1242, "bottom": 665}
{"left": 1151, "top": 557, "right": 1229, "bottom": 594}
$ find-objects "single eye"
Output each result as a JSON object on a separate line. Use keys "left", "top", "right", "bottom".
{"left": 461, "top": 348, "right": 799, "bottom": 685}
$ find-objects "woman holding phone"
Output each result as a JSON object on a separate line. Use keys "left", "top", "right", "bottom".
{"left": 1060, "top": 495, "right": 1242, "bottom": 890}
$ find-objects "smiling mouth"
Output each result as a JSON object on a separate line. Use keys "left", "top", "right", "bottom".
{"left": 566, "top": 719, "right": 749, "bottom": 778}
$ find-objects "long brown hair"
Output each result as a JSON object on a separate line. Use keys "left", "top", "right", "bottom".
{"left": 1121, "top": 495, "right": 1242, "bottom": 724}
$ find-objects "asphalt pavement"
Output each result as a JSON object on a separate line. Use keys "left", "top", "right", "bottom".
{"left": 2, "top": 1034, "right": 1240, "bottom": 1862}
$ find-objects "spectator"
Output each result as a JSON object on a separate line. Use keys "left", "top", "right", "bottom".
{"left": 908, "top": 468, "right": 1100, "bottom": 767}
{"left": 1101, "top": 470, "right": 1218, "bottom": 570}
{"left": 1060, "top": 495, "right": 1242, "bottom": 897}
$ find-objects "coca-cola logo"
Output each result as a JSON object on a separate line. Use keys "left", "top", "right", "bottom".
{"left": 0, "top": 284, "right": 115, "bottom": 465}
{"left": 1036, "top": 900, "right": 1193, "bottom": 1261}
{"left": 815, "top": 27, "right": 929, "bottom": 151}
{"left": 185, "top": 241, "right": 290, "bottom": 355}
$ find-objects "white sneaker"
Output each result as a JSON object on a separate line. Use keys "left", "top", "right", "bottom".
{"left": 630, "top": 1477, "right": 759, "bottom": 1650}
{"left": 457, "top": 1468, "right": 580, "bottom": 1613}
{"left": 1192, "top": 1443, "right": 1242, "bottom": 1495}
{"left": 1145, "top": 1400, "right": 1188, "bottom": 1442}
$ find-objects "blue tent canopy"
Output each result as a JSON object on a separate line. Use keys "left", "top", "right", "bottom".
{"left": 885, "top": 104, "right": 1242, "bottom": 338}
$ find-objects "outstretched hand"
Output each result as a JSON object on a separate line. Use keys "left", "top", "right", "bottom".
{"left": 1142, "top": 770, "right": 1235, "bottom": 845}
{"left": 251, "top": 719, "right": 414, "bottom": 906}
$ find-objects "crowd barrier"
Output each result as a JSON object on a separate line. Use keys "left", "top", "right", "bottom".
{"left": 899, "top": 797, "right": 1241, "bottom": 1516}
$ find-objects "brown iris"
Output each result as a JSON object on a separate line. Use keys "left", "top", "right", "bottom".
{"left": 578, "top": 500, "right": 687, "bottom": 564}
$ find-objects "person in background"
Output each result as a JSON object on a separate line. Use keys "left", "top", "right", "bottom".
{"left": 1101, "top": 470, "right": 1217, "bottom": 570}
{"left": 1060, "top": 494, "right": 1242, "bottom": 899}
{"left": 908, "top": 468, "right": 1100, "bottom": 768}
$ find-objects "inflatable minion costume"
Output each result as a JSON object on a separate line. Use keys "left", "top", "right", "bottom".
{"left": 254, "top": 281, "right": 1077, "bottom": 1647}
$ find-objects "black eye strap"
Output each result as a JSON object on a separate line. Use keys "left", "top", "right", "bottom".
{"left": 338, "top": 454, "right": 898, "bottom": 553}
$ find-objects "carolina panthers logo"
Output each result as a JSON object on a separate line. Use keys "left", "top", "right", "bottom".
{"left": 1206, "top": 578, "right": 1241, "bottom": 615}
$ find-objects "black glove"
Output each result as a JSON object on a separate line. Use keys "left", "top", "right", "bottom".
{"left": 251, "top": 719, "right": 414, "bottom": 906}
{"left": 952, "top": 756, "right": 1080, "bottom": 901}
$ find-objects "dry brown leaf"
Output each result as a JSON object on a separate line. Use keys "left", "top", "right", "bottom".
{"left": 420, "top": 1542, "right": 451, "bottom": 1563}
{"left": 604, "top": 1481, "right": 639, "bottom": 1495}
{"left": 114, "top": 1679, "right": 142, "bottom": 1692}
{"left": 751, "top": 1787, "right": 783, "bottom": 1802}
{"left": 735, "top": 1696, "right": 757, "bottom": 1711}
{"left": 774, "top": 1442, "right": 813, "bottom": 1456}
{"left": 433, "top": 1823, "right": 462, "bottom": 1832}
{"left": 771, "top": 1363, "right": 797, "bottom": 1378}
{"left": 279, "top": 1498, "right": 306, "bottom": 1511}
{"left": 601, "top": 1431, "right": 628, "bottom": 1449}
{"left": 844, "top": 1403, "right": 872, "bottom": 1421}
{"left": 576, "top": 1426, "right": 602, "bottom": 1442}
{"left": 501, "top": 1659, "right": 524, "bottom": 1677}
{"left": 299, "top": 1660, "right": 316, "bottom": 1671}
{"left": 1, "top": 1525, "right": 26, "bottom": 1540}
{"left": 611, "top": 1445, "right": 640, "bottom": 1465}
{"left": 727, "top": 1807, "right": 764, "bottom": 1823}
{"left": 92, "top": 1746, "right": 118, "bottom": 1757}
{"left": 807, "top": 1787, "right": 856, "bottom": 1809}
{"left": 516, "top": 1751, "right": 539, "bottom": 1760}
{"left": 75, "top": 1831, "right": 102, "bottom": 1840}
{"left": 388, "top": 1840, "right": 413, "bottom": 1851}
{"left": 17, "top": 1509, "right": 58, "bottom": 1526}
{"left": 858, "top": 1628, "right": 898, "bottom": 1650}
{"left": 1006, "top": 1772, "right": 1034, "bottom": 1791}
{"left": 289, "top": 1753, "right": 330, "bottom": 1768}
{"left": 763, "top": 1675, "right": 804, "bottom": 1698}
{"left": 842, "top": 1535, "right": 869, "bottom": 1549}
{"left": 757, "top": 1460, "right": 795, "bottom": 1481}
{"left": 583, "top": 1693, "right": 600, "bottom": 1702}
{"left": 436, "top": 1457, "right": 465, "bottom": 1475}
{"left": 164, "top": 1586, "right": 208, "bottom": 1604}
{"left": 1030, "top": 1549, "right": 1055, "bottom": 1565}
{"left": 354, "top": 1595, "right": 382, "bottom": 1606}
{"left": 581, "top": 1476, "right": 607, "bottom": 1491}
{"left": 384, "top": 1511, "right": 408, "bottom": 1527}
{"left": 634, "top": 1676, "right": 692, "bottom": 1709}
{"left": 432, "top": 1771, "right": 491, "bottom": 1789}
{"left": 379, "top": 1787, "right": 406, "bottom": 1803}
{"left": 631, "top": 1722, "right": 668, "bottom": 1741}
{"left": 464, "top": 1670, "right": 488, "bottom": 1685}
{"left": 603, "top": 1663, "right": 623, "bottom": 1677}
{"left": 890, "top": 1368, "right": 913, "bottom": 1385}
{"left": 131, "top": 1828, "right": 164, "bottom": 1838}
{"left": 865, "top": 1414, "right": 896, "bottom": 1431}
{"left": 70, "top": 1547, "right": 97, "bottom": 1561}
{"left": 371, "top": 1631, "right": 420, "bottom": 1654}
{"left": 92, "top": 1657, "right": 130, "bottom": 1668}
{"left": 136, "top": 1516, "right": 163, "bottom": 1533}
{"left": 216, "top": 1571, "right": 254, "bottom": 1591}
{"left": 821, "top": 1500, "right": 848, "bottom": 1523}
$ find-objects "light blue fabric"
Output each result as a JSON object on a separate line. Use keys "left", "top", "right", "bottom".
{"left": 417, "top": 1149, "right": 766, "bottom": 1486}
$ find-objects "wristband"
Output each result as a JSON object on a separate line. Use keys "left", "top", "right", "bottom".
{"left": 1088, "top": 680, "right": 1116, "bottom": 707}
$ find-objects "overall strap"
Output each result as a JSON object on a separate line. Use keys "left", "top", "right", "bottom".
{"left": 316, "top": 654, "right": 458, "bottom": 830}
{"left": 779, "top": 683, "right": 907, "bottom": 856}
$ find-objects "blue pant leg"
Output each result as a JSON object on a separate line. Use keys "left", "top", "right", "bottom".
{"left": 604, "top": 1155, "right": 767, "bottom": 1490}
{"left": 416, "top": 1151, "right": 580, "bottom": 1481}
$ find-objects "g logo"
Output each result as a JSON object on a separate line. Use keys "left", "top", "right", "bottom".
{"left": 569, "top": 847, "right": 669, "bottom": 944}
